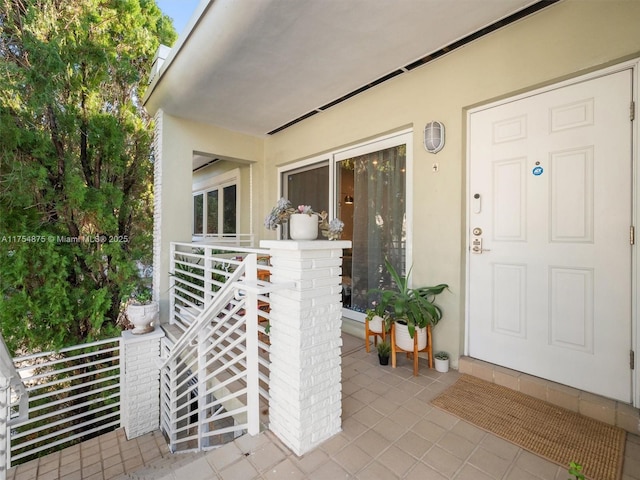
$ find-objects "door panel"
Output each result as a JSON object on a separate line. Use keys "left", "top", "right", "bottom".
{"left": 468, "top": 70, "right": 633, "bottom": 402}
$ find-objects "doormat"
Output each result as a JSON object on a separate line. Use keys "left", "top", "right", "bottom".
{"left": 431, "top": 375, "right": 626, "bottom": 480}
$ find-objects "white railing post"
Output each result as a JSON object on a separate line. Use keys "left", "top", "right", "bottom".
{"left": 204, "top": 246, "right": 214, "bottom": 306}
{"left": 1, "top": 376, "right": 9, "bottom": 480}
{"left": 121, "top": 327, "right": 165, "bottom": 440}
{"left": 169, "top": 242, "right": 176, "bottom": 325}
{"left": 260, "top": 240, "right": 351, "bottom": 456}
{"left": 197, "top": 326, "right": 207, "bottom": 450}
{"left": 166, "top": 345, "right": 179, "bottom": 453}
{"left": 243, "top": 254, "right": 260, "bottom": 436}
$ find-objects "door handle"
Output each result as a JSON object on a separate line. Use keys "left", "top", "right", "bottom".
{"left": 471, "top": 238, "right": 491, "bottom": 254}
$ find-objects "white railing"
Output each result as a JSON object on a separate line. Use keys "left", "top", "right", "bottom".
{"left": 170, "top": 242, "right": 271, "bottom": 332}
{"left": 162, "top": 250, "right": 278, "bottom": 453}
{"left": 7, "top": 338, "right": 121, "bottom": 467}
{"left": 1, "top": 334, "right": 27, "bottom": 480}
{"left": 170, "top": 243, "right": 272, "bottom": 403}
{"left": 190, "top": 234, "right": 255, "bottom": 246}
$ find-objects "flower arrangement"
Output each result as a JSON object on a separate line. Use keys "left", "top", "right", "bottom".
{"left": 324, "top": 217, "right": 345, "bottom": 240}
{"left": 264, "top": 197, "right": 295, "bottom": 230}
{"left": 264, "top": 197, "right": 344, "bottom": 240}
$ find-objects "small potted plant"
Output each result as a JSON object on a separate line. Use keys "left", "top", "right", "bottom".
{"left": 434, "top": 351, "right": 450, "bottom": 373}
{"left": 126, "top": 286, "right": 158, "bottom": 334}
{"left": 365, "top": 308, "right": 385, "bottom": 335}
{"left": 373, "top": 258, "right": 448, "bottom": 351}
{"left": 377, "top": 341, "right": 391, "bottom": 365}
{"left": 364, "top": 306, "right": 390, "bottom": 352}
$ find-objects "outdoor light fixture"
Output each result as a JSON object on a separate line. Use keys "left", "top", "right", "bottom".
{"left": 344, "top": 195, "right": 354, "bottom": 205}
{"left": 424, "top": 121, "right": 445, "bottom": 154}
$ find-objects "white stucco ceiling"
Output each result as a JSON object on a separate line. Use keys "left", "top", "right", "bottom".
{"left": 143, "top": 0, "right": 546, "bottom": 137}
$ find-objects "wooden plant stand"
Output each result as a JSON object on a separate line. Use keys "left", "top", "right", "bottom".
{"left": 391, "top": 323, "right": 433, "bottom": 376}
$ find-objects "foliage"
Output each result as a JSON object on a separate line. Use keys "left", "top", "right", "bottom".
{"left": 376, "top": 340, "right": 391, "bottom": 357}
{"left": 372, "top": 258, "right": 448, "bottom": 339}
{"left": 365, "top": 309, "right": 377, "bottom": 321}
{"left": 567, "top": 462, "right": 585, "bottom": 480}
{"left": 0, "top": 0, "right": 176, "bottom": 354}
{"left": 365, "top": 307, "right": 391, "bottom": 333}
{"left": 434, "top": 351, "right": 449, "bottom": 361}
{"left": 130, "top": 286, "right": 153, "bottom": 305}
{"left": 264, "top": 197, "right": 295, "bottom": 230}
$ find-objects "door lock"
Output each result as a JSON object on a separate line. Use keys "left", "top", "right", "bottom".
{"left": 471, "top": 237, "right": 491, "bottom": 254}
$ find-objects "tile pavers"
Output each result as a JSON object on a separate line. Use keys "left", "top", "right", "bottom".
{"left": 6, "top": 333, "right": 640, "bottom": 480}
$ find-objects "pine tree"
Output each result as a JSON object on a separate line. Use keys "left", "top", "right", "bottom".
{"left": 0, "top": 0, "right": 176, "bottom": 353}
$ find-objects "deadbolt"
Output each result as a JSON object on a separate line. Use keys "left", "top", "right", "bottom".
{"left": 472, "top": 227, "right": 482, "bottom": 236}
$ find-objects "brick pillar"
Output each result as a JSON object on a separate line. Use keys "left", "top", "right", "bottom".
{"left": 121, "top": 326, "right": 165, "bottom": 439}
{"left": 260, "top": 240, "right": 351, "bottom": 456}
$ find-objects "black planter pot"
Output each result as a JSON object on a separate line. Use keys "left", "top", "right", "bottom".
{"left": 378, "top": 354, "right": 389, "bottom": 365}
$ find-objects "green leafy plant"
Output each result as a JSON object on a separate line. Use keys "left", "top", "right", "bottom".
{"left": 567, "top": 462, "right": 585, "bottom": 480}
{"left": 365, "top": 309, "right": 376, "bottom": 320}
{"left": 373, "top": 258, "right": 448, "bottom": 338}
{"left": 376, "top": 340, "right": 391, "bottom": 357}
{"left": 365, "top": 307, "right": 391, "bottom": 333}
{"left": 130, "top": 287, "right": 153, "bottom": 305}
{"left": 435, "top": 351, "right": 449, "bottom": 361}
{"left": 0, "top": 0, "right": 176, "bottom": 353}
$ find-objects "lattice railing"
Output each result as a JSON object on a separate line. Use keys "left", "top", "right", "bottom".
{"left": 7, "top": 338, "right": 121, "bottom": 467}
{"left": 161, "top": 252, "right": 276, "bottom": 453}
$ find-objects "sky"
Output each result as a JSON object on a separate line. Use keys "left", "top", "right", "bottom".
{"left": 156, "top": 0, "right": 201, "bottom": 37}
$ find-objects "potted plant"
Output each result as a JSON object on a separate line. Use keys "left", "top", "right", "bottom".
{"left": 126, "top": 286, "right": 158, "bottom": 334}
{"left": 374, "top": 258, "right": 448, "bottom": 353}
{"left": 264, "top": 197, "right": 344, "bottom": 240}
{"left": 434, "top": 351, "right": 450, "bottom": 373}
{"left": 364, "top": 307, "right": 390, "bottom": 352}
{"left": 377, "top": 341, "right": 391, "bottom": 365}
{"left": 365, "top": 308, "right": 386, "bottom": 335}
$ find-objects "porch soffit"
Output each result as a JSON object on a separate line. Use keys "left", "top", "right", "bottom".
{"left": 143, "top": 0, "right": 546, "bottom": 137}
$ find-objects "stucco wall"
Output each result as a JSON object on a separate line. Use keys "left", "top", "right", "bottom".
{"left": 259, "top": 0, "right": 640, "bottom": 362}
{"left": 153, "top": 0, "right": 640, "bottom": 362}
{"left": 155, "top": 113, "right": 263, "bottom": 321}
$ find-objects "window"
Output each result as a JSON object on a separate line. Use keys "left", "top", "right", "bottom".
{"left": 193, "top": 170, "right": 239, "bottom": 238}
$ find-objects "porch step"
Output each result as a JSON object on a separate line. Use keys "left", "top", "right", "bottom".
{"left": 459, "top": 356, "right": 640, "bottom": 435}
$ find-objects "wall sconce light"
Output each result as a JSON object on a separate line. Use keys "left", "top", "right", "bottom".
{"left": 424, "top": 121, "right": 445, "bottom": 154}
{"left": 344, "top": 195, "right": 354, "bottom": 205}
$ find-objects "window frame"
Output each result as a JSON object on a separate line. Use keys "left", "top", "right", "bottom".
{"left": 276, "top": 129, "right": 413, "bottom": 321}
{"left": 192, "top": 168, "right": 240, "bottom": 241}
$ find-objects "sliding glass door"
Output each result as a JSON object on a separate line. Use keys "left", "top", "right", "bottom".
{"left": 279, "top": 130, "right": 411, "bottom": 320}
{"left": 336, "top": 143, "right": 407, "bottom": 315}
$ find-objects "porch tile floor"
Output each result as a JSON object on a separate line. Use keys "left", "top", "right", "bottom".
{"left": 7, "top": 334, "right": 640, "bottom": 480}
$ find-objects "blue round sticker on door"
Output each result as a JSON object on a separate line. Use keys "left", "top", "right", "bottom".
{"left": 532, "top": 166, "right": 543, "bottom": 176}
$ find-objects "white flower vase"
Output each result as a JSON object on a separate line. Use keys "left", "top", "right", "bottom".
{"left": 368, "top": 315, "right": 384, "bottom": 333}
{"left": 289, "top": 213, "right": 318, "bottom": 240}
{"left": 127, "top": 302, "right": 158, "bottom": 334}
{"left": 394, "top": 322, "right": 427, "bottom": 351}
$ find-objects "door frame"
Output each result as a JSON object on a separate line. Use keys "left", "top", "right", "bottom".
{"left": 464, "top": 58, "right": 640, "bottom": 406}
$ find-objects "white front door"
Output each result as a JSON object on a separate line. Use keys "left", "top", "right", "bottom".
{"left": 468, "top": 69, "right": 633, "bottom": 402}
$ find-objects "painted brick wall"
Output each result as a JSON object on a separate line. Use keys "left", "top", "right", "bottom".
{"left": 152, "top": 110, "right": 163, "bottom": 304}
{"left": 261, "top": 240, "right": 351, "bottom": 456}
{"left": 121, "top": 328, "right": 165, "bottom": 439}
